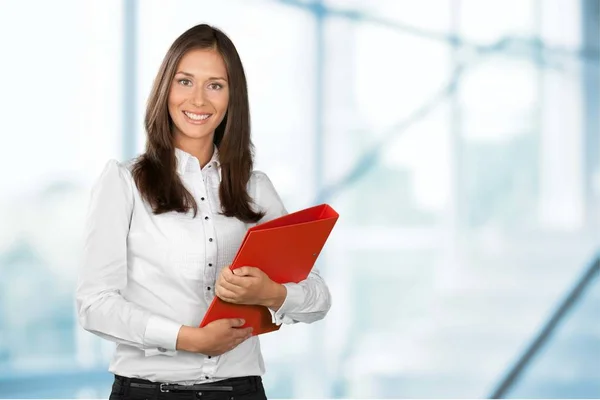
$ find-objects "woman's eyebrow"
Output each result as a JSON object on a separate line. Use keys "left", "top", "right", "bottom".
{"left": 175, "top": 71, "right": 227, "bottom": 81}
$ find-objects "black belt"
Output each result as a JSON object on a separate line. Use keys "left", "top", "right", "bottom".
{"left": 115, "top": 374, "right": 259, "bottom": 393}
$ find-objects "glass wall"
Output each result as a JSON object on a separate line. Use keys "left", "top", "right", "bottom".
{"left": 0, "top": 0, "right": 598, "bottom": 398}
{"left": 507, "top": 268, "right": 600, "bottom": 398}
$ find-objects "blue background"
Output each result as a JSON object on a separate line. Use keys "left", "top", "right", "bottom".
{"left": 0, "top": 0, "right": 598, "bottom": 398}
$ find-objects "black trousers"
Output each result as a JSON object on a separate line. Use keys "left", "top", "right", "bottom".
{"left": 109, "top": 374, "right": 267, "bottom": 400}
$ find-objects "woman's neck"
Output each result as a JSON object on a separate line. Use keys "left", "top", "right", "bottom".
{"left": 174, "top": 135, "right": 215, "bottom": 168}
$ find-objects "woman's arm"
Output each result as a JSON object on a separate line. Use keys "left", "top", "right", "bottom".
{"left": 270, "top": 268, "right": 332, "bottom": 325}
{"left": 252, "top": 172, "right": 333, "bottom": 326}
{"left": 76, "top": 160, "right": 182, "bottom": 357}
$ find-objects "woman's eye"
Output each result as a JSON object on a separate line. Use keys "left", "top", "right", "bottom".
{"left": 208, "top": 83, "right": 223, "bottom": 90}
{"left": 178, "top": 79, "right": 192, "bottom": 86}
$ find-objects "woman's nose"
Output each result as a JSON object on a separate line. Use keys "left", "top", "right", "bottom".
{"left": 191, "top": 88, "right": 206, "bottom": 106}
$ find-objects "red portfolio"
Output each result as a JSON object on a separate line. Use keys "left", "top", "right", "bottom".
{"left": 199, "top": 204, "right": 339, "bottom": 335}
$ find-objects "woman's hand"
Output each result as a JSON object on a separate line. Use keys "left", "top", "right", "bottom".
{"left": 215, "top": 267, "right": 287, "bottom": 309}
{"left": 176, "top": 319, "right": 253, "bottom": 356}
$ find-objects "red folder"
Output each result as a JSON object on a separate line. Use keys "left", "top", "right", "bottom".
{"left": 199, "top": 204, "right": 339, "bottom": 335}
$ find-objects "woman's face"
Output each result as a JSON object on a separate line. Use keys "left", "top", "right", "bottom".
{"left": 168, "top": 48, "right": 230, "bottom": 147}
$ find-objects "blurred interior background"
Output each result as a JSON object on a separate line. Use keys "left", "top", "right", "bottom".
{"left": 0, "top": 0, "right": 599, "bottom": 398}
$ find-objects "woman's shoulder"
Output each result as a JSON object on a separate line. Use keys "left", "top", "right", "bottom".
{"left": 250, "top": 170, "right": 269, "bottom": 182}
{"left": 91, "top": 158, "right": 136, "bottom": 197}
{"left": 97, "top": 158, "right": 135, "bottom": 180}
{"left": 248, "top": 170, "right": 287, "bottom": 219}
{"left": 249, "top": 170, "right": 277, "bottom": 193}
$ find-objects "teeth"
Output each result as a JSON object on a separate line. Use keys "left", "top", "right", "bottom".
{"left": 184, "top": 111, "right": 210, "bottom": 121}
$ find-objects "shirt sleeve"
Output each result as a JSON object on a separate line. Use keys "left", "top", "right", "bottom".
{"left": 252, "top": 172, "right": 332, "bottom": 326}
{"left": 76, "top": 160, "right": 182, "bottom": 357}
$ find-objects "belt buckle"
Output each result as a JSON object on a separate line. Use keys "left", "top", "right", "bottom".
{"left": 160, "top": 383, "right": 170, "bottom": 393}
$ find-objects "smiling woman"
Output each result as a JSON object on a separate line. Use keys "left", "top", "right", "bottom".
{"left": 132, "top": 25, "right": 261, "bottom": 222}
{"left": 169, "top": 49, "right": 230, "bottom": 145}
{"left": 75, "top": 23, "right": 332, "bottom": 400}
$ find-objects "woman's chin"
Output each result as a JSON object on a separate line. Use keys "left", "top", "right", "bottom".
{"left": 178, "top": 128, "right": 215, "bottom": 141}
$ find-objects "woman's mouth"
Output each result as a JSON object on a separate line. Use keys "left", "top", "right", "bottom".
{"left": 183, "top": 111, "right": 212, "bottom": 124}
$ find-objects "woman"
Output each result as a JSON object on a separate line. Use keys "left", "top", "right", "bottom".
{"left": 76, "top": 24, "right": 331, "bottom": 400}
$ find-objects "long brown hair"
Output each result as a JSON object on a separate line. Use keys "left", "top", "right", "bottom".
{"left": 131, "top": 24, "right": 264, "bottom": 223}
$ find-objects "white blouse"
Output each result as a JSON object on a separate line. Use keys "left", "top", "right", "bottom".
{"left": 76, "top": 148, "right": 331, "bottom": 384}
